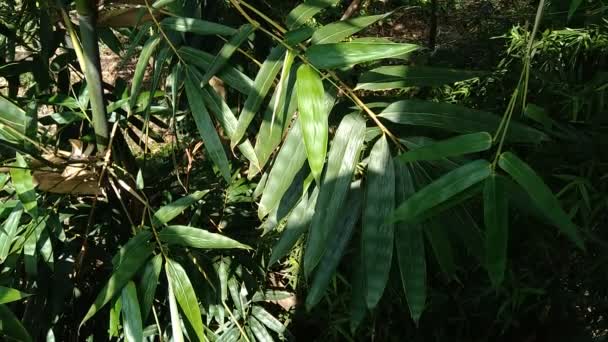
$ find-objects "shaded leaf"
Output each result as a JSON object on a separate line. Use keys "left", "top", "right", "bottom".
{"left": 248, "top": 316, "right": 273, "bottom": 342}
{"left": 165, "top": 258, "right": 205, "bottom": 341}
{"left": 138, "top": 254, "right": 162, "bottom": 321}
{"left": 0, "top": 304, "right": 32, "bottom": 342}
{"left": 483, "top": 174, "right": 508, "bottom": 287}
{"left": 398, "top": 132, "right": 492, "bottom": 163}
{"left": 424, "top": 219, "right": 456, "bottom": 277}
{"left": 356, "top": 65, "right": 484, "bottom": 90}
{"left": 251, "top": 306, "right": 285, "bottom": 334}
{"left": 121, "top": 281, "right": 143, "bottom": 342}
{"left": 153, "top": 190, "right": 209, "bottom": 226}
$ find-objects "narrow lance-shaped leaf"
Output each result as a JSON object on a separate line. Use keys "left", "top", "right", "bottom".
{"left": 249, "top": 316, "right": 274, "bottom": 342}
{"left": 165, "top": 258, "right": 205, "bottom": 341}
{"left": 233, "top": 46, "right": 287, "bottom": 148}
{"left": 152, "top": 190, "right": 209, "bottom": 226}
{"left": 350, "top": 250, "right": 367, "bottom": 333}
{"left": 138, "top": 254, "right": 162, "bottom": 321}
{"left": 167, "top": 272, "right": 184, "bottom": 342}
{"left": 312, "top": 12, "right": 393, "bottom": 45}
{"left": 356, "top": 65, "right": 484, "bottom": 90}
{"left": 306, "top": 42, "right": 420, "bottom": 69}
{"left": 129, "top": 35, "right": 161, "bottom": 110}
{"left": 158, "top": 225, "right": 251, "bottom": 250}
{"left": 251, "top": 306, "right": 286, "bottom": 334}
{"left": 391, "top": 160, "right": 491, "bottom": 224}
{"left": 424, "top": 219, "right": 456, "bottom": 277}
{"left": 397, "top": 132, "right": 492, "bottom": 163}
{"left": 81, "top": 231, "right": 154, "bottom": 326}
{"left": 185, "top": 72, "right": 232, "bottom": 182}
{"left": 484, "top": 174, "right": 508, "bottom": 287}
{"left": 0, "top": 305, "right": 32, "bottom": 342}
{"left": 286, "top": 0, "right": 340, "bottom": 29}
{"left": 498, "top": 152, "right": 584, "bottom": 249}
{"left": 160, "top": 17, "right": 237, "bottom": 36}
{"left": 0, "top": 204, "right": 23, "bottom": 262}
{"left": 304, "top": 113, "right": 366, "bottom": 275}
{"left": 121, "top": 281, "right": 143, "bottom": 342}
{"left": 394, "top": 159, "right": 426, "bottom": 324}
{"left": 379, "top": 100, "right": 548, "bottom": 143}
{"left": 0, "top": 94, "right": 30, "bottom": 144}
{"left": 362, "top": 136, "right": 395, "bottom": 309}
{"left": 0, "top": 286, "right": 31, "bottom": 304}
{"left": 297, "top": 64, "right": 328, "bottom": 183}
{"left": 10, "top": 153, "right": 37, "bottom": 217}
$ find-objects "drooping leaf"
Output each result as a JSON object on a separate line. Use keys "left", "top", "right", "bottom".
{"left": 159, "top": 225, "right": 251, "bottom": 250}
{"left": 356, "top": 65, "right": 484, "bottom": 90}
{"left": 248, "top": 316, "right": 273, "bottom": 342}
{"left": 0, "top": 286, "right": 31, "bottom": 304}
{"left": 251, "top": 306, "right": 285, "bottom": 334}
{"left": 306, "top": 182, "right": 361, "bottom": 310}
{"left": 0, "top": 204, "right": 23, "bottom": 262}
{"left": 0, "top": 304, "right": 32, "bottom": 342}
{"left": 129, "top": 35, "right": 161, "bottom": 110}
{"left": 312, "top": 12, "right": 393, "bottom": 45}
{"left": 160, "top": 17, "right": 237, "bottom": 36}
{"left": 152, "top": 190, "right": 209, "bottom": 226}
{"left": 391, "top": 160, "right": 491, "bottom": 223}
{"left": 138, "top": 254, "right": 162, "bottom": 321}
{"left": 233, "top": 46, "right": 287, "bottom": 147}
{"left": 167, "top": 270, "right": 185, "bottom": 342}
{"left": 10, "top": 153, "right": 37, "bottom": 217}
{"left": 483, "top": 174, "right": 508, "bottom": 287}
{"left": 397, "top": 132, "right": 492, "bottom": 163}
{"left": 379, "top": 100, "right": 548, "bottom": 143}
{"left": 362, "top": 136, "right": 395, "bottom": 309}
{"left": 424, "top": 219, "right": 456, "bottom": 277}
{"left": 306, "top": 42, "right": 420, "bottom": 69}
{"left": 185, "top": 72, "right": 231, "bottom": 182}
{"left": 121, "top": 281, "right": 143, "bottom": 342}
{"left": 286, "top": 0, "right": 340, "bottom": 29}
{"left": 165, "top": 258, "right": 205, "bottom": 341}
{"left": 297, "top": 64, "right": 328, "bottom": 182}
{"left": 498, "top": 152, "right": 584, "bottom": 249}
{"left": 304, "top": 113, "right": 366, "bottom": 275}
{"left": 81, "top": 232, "right": 154, "bottom": 326}
{"left": 350, "top": 251, "right": 367, "bottom": 333}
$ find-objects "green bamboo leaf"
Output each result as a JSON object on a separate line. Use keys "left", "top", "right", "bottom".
{"left": 165, "top": 258, "right": 205, "bottom": 341}
{"left": 0, "top": 94, "right": 30, "bottom": 144}
{"left": 248, "top": 316, "right": 273, "bottom": 342}
{"left": 350, "top": 251, "right": 367, "bottom": 333}
{"left": 498, "top": 152, "right": 584, "bottom": 249}
{"left": 138, "top": 254, "right": 162, "bottom": 321}
{"left": 167, "top": 277, "right": 184, "bottom": 342}
{"left": 121, "top": 281, "right": 143, "bottom": 342}
{"left": 391, "top": 160, "right": 491, "bottom": 223}
{"left": 109, "top": 298, "right": 122, "bottom": 338}
{"left": 152, "top": 190, "right": 209, "bottom": 226}
{"left": 356, "top": 65, "right": 484, "bottom": 90}
{"left": 217, "top": 327, "right": 240, "bottom": 342}
{"left": 362, "top": 136, "right": 395, "bottom": 309}
{"left": 394, "top": 158, "right": 426, "bottom": 322}
{"left": 136, "top": 169, "right": 144, "bottom": 190}
{"left": 258, "top": 121, "right": 307, "bottom": 219}
{"left": 312, "top": 12, "right": 392, "bottom": 45}
{"left": 0, "top": 286, "right": 31, "bottom": 304}
{"left": 81, "top": 232, "right": 154, "bottom": 326}
{"left": 129, "top": 35, "right": 161, "bottom": 110}
{"left": 286, "top": 0, "right": 340, "bottom": 29}
{"left": 233, "top": 46, "right": 287, "bottom": 147}
{"left": 185, "top": 72, "right": 232, "bottom": 182}
{"left": 10, "top": 153, "right": 37, "bottom": 217}
{"left": 251, "top": 306, "right": 285, "bottom": 334}
{"left": 424, "top": 219, "right": 456, "bottom": 277}
{"left": 199, "top": 24, "right": 255, "bottom": 87}
{"left": 399, "top": 136, "right": 465, "bottom": 170}
{"left": 0, "top": 204, "right": 23, "bottom": 262}
{"left": 297, "top": 64, "right": 328, "bottom": 182}
{"left": 306, "top": 182, "right": 361, "bottom": 310}
{"left": 159, "top": 225, "right": 251, "bottom": 250}
{"left": 250, "top": 52, "right": 298, "bottom": 176}
{"left": 227, "top": 277, "right": 245, "bottom": 318}
{"left": 398, "top": 132, "right": 492, "bottom": 163}
{"left": 379, "top": 100, "right": 548, "bottom": 143}
{"left": 0, "top": 304, "right": 32, "bottom": 342}
{"left": 483, "top": 174, "right": 508, "bottom": 287}
{"left": 304, "top": 113, "right": 366, "bottom": 275}
{"left": 160, "top": 17, "right": 237, "bottom": 36}
{"left": 448, "top": 207, "right": 485, "bottom": 264}
{"left": 306, "top": 42, "right": 420, "bottom": 69}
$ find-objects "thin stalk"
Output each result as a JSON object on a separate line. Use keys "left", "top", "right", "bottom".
{"left": 75, "top": 0, "right": 109, "bottom": 153}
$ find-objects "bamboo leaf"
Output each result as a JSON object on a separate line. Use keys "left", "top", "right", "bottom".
{"left": 185, "top": 72, "right": 232, "bottom": 182}
{"left": 121, "top": 281, "right": 143, "bottom": 342}
{"left": 159, "top": 225, "right": 251, "bottom": 250}
{"left": 251, "top": 306, "right": 285, "bottom": 334}
{"left": 248, "top": 316, "right": 274, "bottom": 342}
{"left": 356, "top": 65, "right": 484, "bottom": 90}
{"left": 306, "top": 182, "right": 361, "bottom": 310}
{"left": 306, "top": 42, "right": 420, "bottom": 69}
{"left": 362, "top": 136, "right": 395, "bottom": 309}
{"left": 424, "top": 219, "right": 456, "bottom": 277}
{"left": 81, "top": 232, "right": 154, "bottom": 326}
{"left": 138, "top": 254, "right": 162, "bottom": 321}
{"left": 304, "top": 113, "right": 366, "bottom": 275}
{"left": 258, "top": 121, "right": 307, "bottom": 219}
{"left": 350, "top": 251, "right": 367, "bottom": 333}
{"left": 398, "top": 132, "right": 492, "bottom": 163}
{"left": 297, "top": 64, "right": 328, "bottom": 182}
{"left": 165, "top": 258, "right": 205, "bottom": 341}
{"left": 0, "top": 204, "right": 23, "bottom": 262}
{"left": 483, "top": 174, "right": 508, "bottom": 287}
{"left": 0, "top": 94, "right": 30, "bottom": 144}
{"left": 498, "top": 152, "right": 584, "bottom": 249}
{"left": 391, "top": 160, "right": 491, "bottom": 223}
{"left": 0, "top": 286, "right": 31, "bottom": 304}
{"left": 233, "top": 46, "right": 286, "bottom": 147}
{"left": 0, "top": 304, "right": 32, "bottom": 342}
{"left": 167, "top": 277, "right": 184, "bottom": 342}
{"left": 10, "top": 153, "right": 37, "bottom": 217}
{"left": 129, "top": 35, "right": 161, "bottom": 110}
{"left": 312, "top": 12, "right": 392, "bottom": 45}
{"left": 286, "top": 0, "right": 340, "bottom": 29}
{"left": 152, "top": 190, "right": 208, "bottom": 226}
{"left": 160, "top": 17, "right": 237, "bottom": 36}
{"left": 379, "top": 100, "right": 548, "bottom": 143}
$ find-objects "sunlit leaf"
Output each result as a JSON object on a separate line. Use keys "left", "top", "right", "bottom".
{"left": 306, "top": 42, "right": 420, "bottom": 69}
{"left": 160, "top": 17, "right": 237, "bottom": 36}
{"left": 286, "top": 0, "right": 340, "bottom": 29}
{"left": 165, "top": 258, "right": 205, "bottom": 341}
{"left": 0, "top": 286, "right": 31, "bottom": 304}
{"left": 312, "top": 12, "right": 393, "bottom": 44}
{"left": 159, "top": 225, "right": 251, "bottom": 250}
{"left": 129, "top": 35, "right": 161, "bottom": 110}
{"left": 121, "top": 281, "right": 143, "bottom": 342}
{"left": 152, "top": 190, "right": 208, "bottom": 226}
{"left": 356, "top": 65, "right": 484, "bottom": 90}
{"left": 10, "top": 153, "right": 37, "bottom": 217}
